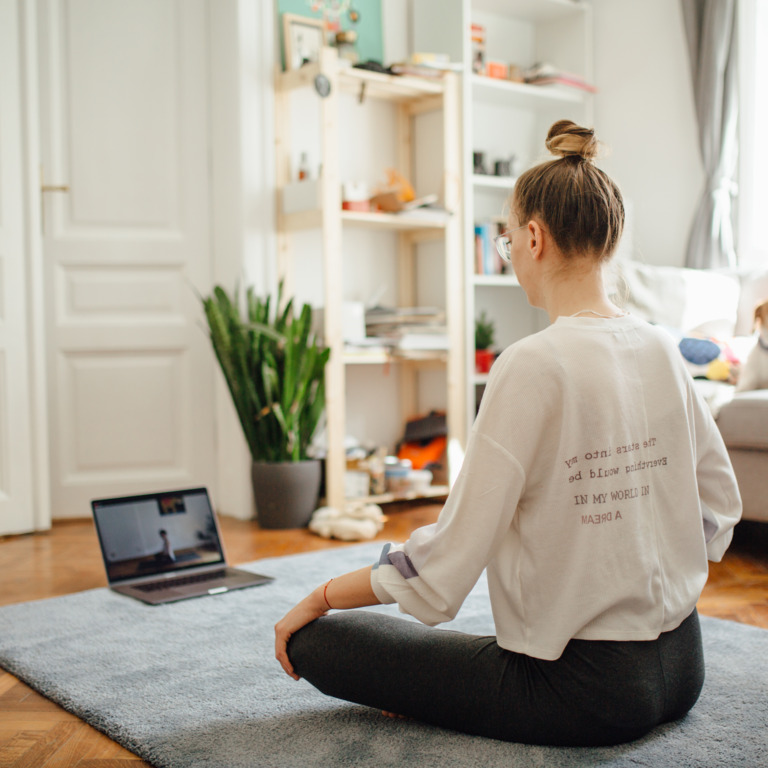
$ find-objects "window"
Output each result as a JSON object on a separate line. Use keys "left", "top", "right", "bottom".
{"left": 738, "top": 0, "right": 768, "bottom": 266}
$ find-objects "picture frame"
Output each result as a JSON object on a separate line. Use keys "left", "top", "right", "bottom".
{"left": 282, "top": 13, "right": 325, "bottom": 71}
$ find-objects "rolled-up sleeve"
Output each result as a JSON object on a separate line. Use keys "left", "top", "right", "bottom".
{"left": 692, "top": 391, "right": 742, "bottom": 562}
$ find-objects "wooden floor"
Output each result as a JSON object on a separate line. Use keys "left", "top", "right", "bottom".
{"left": 0, "top": 506, "right": 766, "bottom": 768}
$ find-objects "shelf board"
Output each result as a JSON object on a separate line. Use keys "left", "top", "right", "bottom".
{"left": 280, "top": 208, "right": 450, "bottom": 233}
{"left": 472, "top": 174, "right": 517, "bottom": 191}
{"left": 343, "top": 351, "right": 392, "bottom": 365}
{"left": 341, "top": 210, "right": 450, "bottom": 231}
{"left": 473, "top": 0, "right": 590, "bottom": 21}
{"left": 277, "top": 57, "right": 446, "bottom": 107}
{"left": 339, "top": 66, "right": 445, "bottom": 103}
{"left": 473, "top": 274, "right": 520, "bottom": 287}
{"left": 471, "top": 75, "right": 586, "bottom": 108}
{"left": 349, "top": 485, "right": 450, "bottom": 506}
{"left": 344, "top": 350, "right": 449, "bottom": 366}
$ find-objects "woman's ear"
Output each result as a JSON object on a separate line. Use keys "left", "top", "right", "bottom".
{"left": 528, "top": 220, "right": 544, "bottom": 260}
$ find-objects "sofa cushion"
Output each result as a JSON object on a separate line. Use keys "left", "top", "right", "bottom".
{"left": 716, "top": 390, "right": 768, "bottom": 450}
{"left": 613, "top": 260, "right": 741, "bottom": 338}
{"left": 734, "top": 267, "right": 768, "bottom": 336}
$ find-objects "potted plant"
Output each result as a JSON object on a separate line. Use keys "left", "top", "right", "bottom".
{"left": 202, "top": 283, "right": 330, "bottom": 529}
{"left": 475, "top": 311, "right": 496, "bottom": 374}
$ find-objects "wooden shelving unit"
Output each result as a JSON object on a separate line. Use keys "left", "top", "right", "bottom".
{"left": 274, "top": 48, "right": 466, "bottom": 511}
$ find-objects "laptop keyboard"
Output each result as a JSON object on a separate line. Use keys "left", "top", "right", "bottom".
{"left": 135, "top": 569, "right": 228, "bottom": 593}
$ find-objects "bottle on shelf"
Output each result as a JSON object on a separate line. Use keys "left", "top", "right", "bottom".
{"left": 298, "top": 152, "right": 310, "bottom": 181}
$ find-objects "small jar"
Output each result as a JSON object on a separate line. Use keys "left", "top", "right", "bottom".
{"left": 366, "top": 448, "right": 387, "bottom": 495}
{"left": 384, "top": 457, "right": 412, "bottom": 494}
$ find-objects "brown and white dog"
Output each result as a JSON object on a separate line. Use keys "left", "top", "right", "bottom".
{"left": 736, "top": 300, "right": 768, "bottom": 392}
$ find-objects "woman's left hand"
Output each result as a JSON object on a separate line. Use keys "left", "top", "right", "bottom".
{"left": 274, "top": 587, "right": 326, "bottom": 680}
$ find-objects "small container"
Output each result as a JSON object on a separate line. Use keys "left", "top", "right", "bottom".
{"left": 475, "top": 348, "right": 495, "bottom": 373}
{"left": 409, "top": 469, "right": 433, "bottom": 494}
{"left": 345, "top": 470, "right": 370, "bottom": 498}
{"left": 385, "top": 457, "right": 412, "bottom": 494}
{"left": 342, "top": 181, "right": 370, "bottom": 212}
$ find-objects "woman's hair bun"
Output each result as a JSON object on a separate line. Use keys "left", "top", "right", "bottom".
{"left": 545, "top": 120, "right": 599, "bottom": 161}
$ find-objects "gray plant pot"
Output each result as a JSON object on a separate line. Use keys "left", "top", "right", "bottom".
{"left": 251, "top": 459, "right": 322, "bottom": 529}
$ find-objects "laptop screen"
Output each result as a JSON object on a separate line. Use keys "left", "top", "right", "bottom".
{"left": 92, "top": 488, "right": 226, "bottom": 584}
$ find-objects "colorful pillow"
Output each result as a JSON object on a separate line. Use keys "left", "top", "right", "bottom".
{"left": 678, "top": 336, "right": 740, "bottom": 383}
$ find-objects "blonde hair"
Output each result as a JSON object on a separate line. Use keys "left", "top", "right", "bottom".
{"left": 513, "top": 120, "right": 624, "bottom": 261}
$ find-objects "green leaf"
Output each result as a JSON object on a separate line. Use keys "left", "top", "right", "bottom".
{"left": 199, "top": 283, "right": 329, "bottom": 462}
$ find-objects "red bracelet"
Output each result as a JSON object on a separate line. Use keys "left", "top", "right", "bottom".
{"left": 323, "top": 579, "right": 333, "bottom": 610}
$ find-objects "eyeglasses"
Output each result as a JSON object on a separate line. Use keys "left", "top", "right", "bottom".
{"left": 493, "top": 224, "right": 527, "bottom": 262}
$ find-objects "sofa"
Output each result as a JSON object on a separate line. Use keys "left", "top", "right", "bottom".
{"left": 615, "top": 259, "right": 768, "bottom": 523}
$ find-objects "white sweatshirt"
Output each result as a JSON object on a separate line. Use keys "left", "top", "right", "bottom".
{"left": 370, "top": 315, "right": 742, "bottom": 660}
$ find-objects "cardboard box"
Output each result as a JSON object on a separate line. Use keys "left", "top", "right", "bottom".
{"left": 282, "top": 179, "right": 321, "bottom": 215}
{"left": 314, "top": 302, "right": 367, "bottom": 343}
{"left": 486, "top": 61, "right": 508, "bottom": 80}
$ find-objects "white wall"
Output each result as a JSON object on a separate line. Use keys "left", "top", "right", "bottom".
{"left": 207, "top": 0, "right": 276, "bottom": 519}
{"left": 592, "top": 0, "right": 703, "bottom": 267}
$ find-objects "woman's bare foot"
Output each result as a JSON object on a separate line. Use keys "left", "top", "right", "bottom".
{"left": 382, "top": 711, "right": 408, "bottom": 719}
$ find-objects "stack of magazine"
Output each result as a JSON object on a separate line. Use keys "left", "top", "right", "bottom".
{"left": 363, "top": 306, "right": 449, "bottom": 354}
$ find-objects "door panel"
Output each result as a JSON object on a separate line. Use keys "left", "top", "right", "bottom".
{"left": 66, "top": 1, "right": 180, "bottom": 229}
{"left": 39, "top": 0, "right": 216, "bottom": 517}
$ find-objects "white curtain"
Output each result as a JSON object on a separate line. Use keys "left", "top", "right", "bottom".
{"left": 681, "top": 0, "right": 739, "bottom": 269}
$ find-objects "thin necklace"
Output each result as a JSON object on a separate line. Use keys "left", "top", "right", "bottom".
{"left": 568, "top": 308, "right": 627, "bottom": 319}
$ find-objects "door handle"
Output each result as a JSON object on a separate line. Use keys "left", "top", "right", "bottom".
{"left": 41, "top": 184, "right": 70, "bottom": 193}
{"left": 39, "top": 166, "right": 70, "bottom": 234}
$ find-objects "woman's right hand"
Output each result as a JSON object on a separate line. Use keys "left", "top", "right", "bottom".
{"left": 274, "top": 566, "right": 378, "bottom": 680}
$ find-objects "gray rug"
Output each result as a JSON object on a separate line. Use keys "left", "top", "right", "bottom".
{"left": 0, "top": 542, "right": 766, "bottom": 768}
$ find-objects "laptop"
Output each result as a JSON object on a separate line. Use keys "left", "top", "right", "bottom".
{"left": 91, "top": 487, "right": 273, "bottom": 605}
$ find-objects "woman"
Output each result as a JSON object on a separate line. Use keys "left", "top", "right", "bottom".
{"left": 274, "top": 120, "right": 741, "bottom": 746}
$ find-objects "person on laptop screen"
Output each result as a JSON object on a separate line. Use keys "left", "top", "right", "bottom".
{"left": 156, "top": 529, "right": 176, "bottom": 564}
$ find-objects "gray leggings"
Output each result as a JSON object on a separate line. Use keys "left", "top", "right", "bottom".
{"left": 288, "top": 609, "right": 704, "bottom": 746}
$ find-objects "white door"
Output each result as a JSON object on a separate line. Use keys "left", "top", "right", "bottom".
{"left": 0, "top": 0, "right": 36, "bottom": 534}
{"left": 38, "top": 0, "right": 217, "bottom": 517}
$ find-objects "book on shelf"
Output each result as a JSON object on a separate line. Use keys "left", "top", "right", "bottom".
{"left": 527, "top": 75, "right": 598, "bottom": 93}
{"left": 470, "top": 23, "right": 485, "bottom": 75}
{"left": 366, "top": 306, "right": 445, "bottom": 327}
{"left": 474, "top": 221, "right": 509, "bottom": 276}
{"left": 523, "top": 62, "right": 597, "bottom": 93}
{"left": 389, "top": 53, "right": 463, "bottom": 79}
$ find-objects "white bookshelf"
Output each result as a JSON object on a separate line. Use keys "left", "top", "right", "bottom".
{"left": 414, "top": 0, "right": 593, "bottom": 427}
